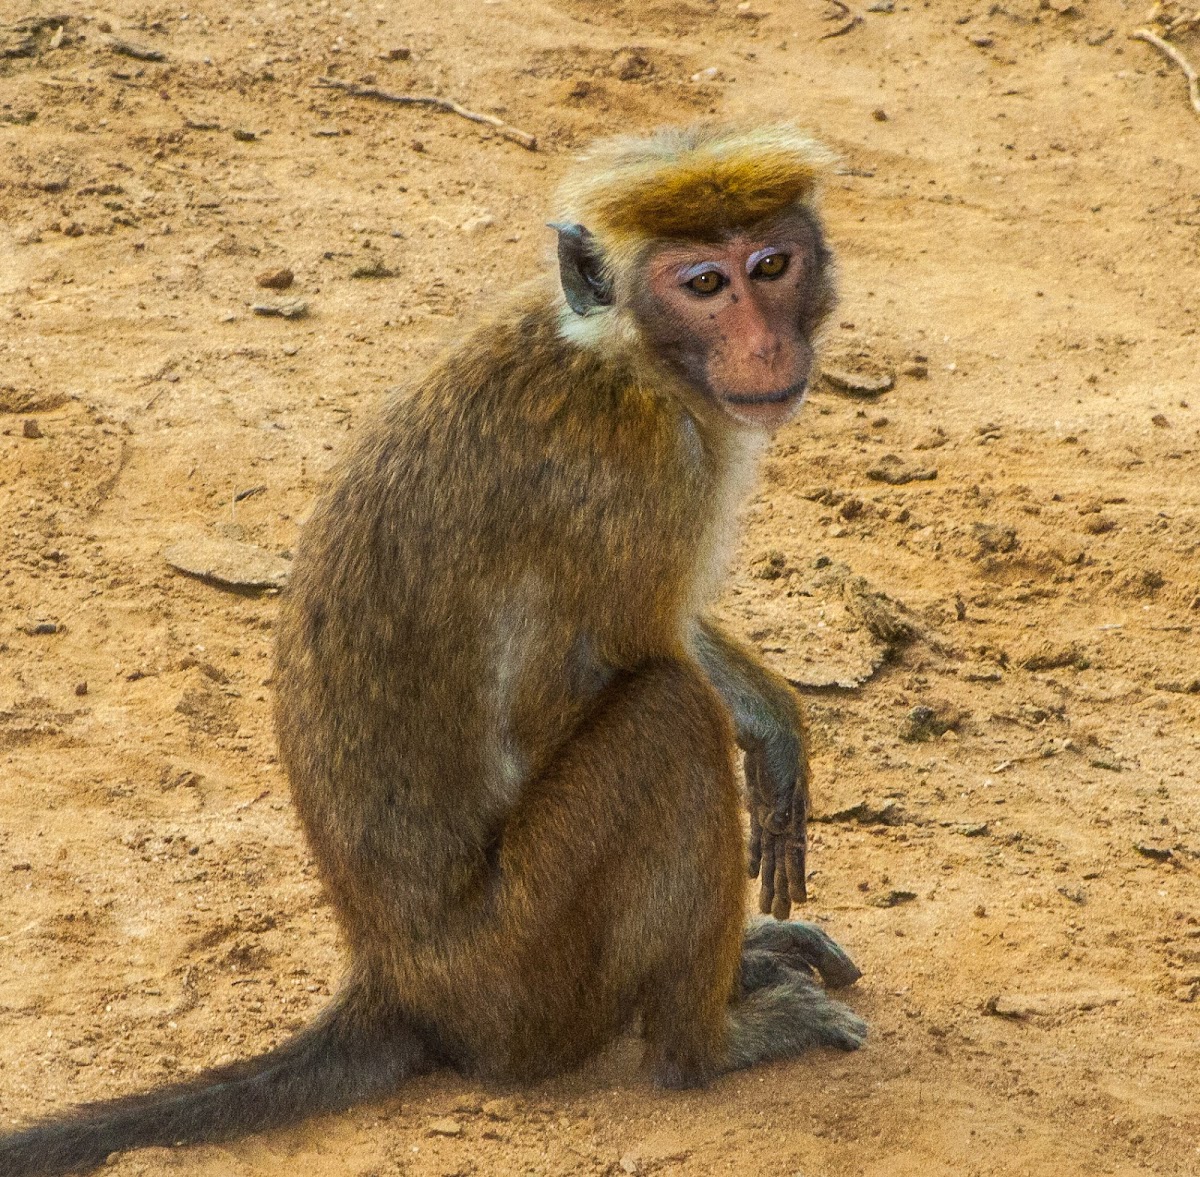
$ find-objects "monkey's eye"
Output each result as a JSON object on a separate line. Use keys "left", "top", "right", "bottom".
{"left": 685, "top": 270, "right": 727, "bottom": 296}
{"left": 750, "top": 251, "right": 789, "bottom": 280}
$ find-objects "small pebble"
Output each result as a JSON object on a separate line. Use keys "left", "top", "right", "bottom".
{"left": 482, "top": 1097, "right": 516, "bottom": 1120}
{"left": 22, "top": 419, "right": 43, "bottom": 439}
{"left": 256, "top": 267, "right": 294, "bottom": 290}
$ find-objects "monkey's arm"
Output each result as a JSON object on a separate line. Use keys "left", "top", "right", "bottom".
{"left": 690, "top": 619, "right": 809, "bottom": 918}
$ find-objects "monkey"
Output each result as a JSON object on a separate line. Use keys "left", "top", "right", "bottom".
{"left": 0, "top": 124, "right": 865, "bottom": 1177}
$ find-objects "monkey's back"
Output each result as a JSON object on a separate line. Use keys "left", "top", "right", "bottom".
{"left": 273, "top": 295, "right": 723, "bottom": 972}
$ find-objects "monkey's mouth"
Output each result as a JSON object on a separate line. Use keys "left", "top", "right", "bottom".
{"left": 722, "top": 384, "right": 805, "bottom": 407}
{"left": 718, "top": 382, "right": 809, "bottom": 430}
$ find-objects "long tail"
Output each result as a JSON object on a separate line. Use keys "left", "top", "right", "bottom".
{"left": 0, "top": 980, "right": 431, "bottom": 1177}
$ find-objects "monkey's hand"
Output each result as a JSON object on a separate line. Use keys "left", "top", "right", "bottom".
{"left": 745, "top": 745, "right": 808, "bottom": 919}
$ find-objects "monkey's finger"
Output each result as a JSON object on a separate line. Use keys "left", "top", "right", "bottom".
{"left": 787, "top": 797, "right": 808, "bottom": 905}
{"left": 748, "top": 809, "right": 763, "bottom": 879}
{"left": 743, "top": 749, "right": 761, "bottom": 794}
{"left": 758, "top": 833, "right": 777, "bottom": 916}
{"left": 786, "top": 835, "right": 808, "bottom": 906}
{"left": 771, "top": 848, "right": 790, "bottom": 920}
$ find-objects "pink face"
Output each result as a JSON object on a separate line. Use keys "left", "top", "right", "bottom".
{"left": 633, "top": 218, "right": 831, "bottom": 431}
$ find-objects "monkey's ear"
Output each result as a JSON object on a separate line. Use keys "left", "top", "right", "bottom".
{"left": 548, "top": 221, "right": 614, "bottom": 315}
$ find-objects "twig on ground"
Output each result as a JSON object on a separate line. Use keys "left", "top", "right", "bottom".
{"left": 314, "top": 78, "right": 537, "bottom": 150}
{"left": 110, "top": 37, "right": 166, "bottom": 62}
{"left": 820, "top": 0, "right": 862, "bottom": 37}
{"left": 821, "top": 14, "right": 862, "bottom": 38}
{"left": 1131, "top": 27, "right": 1200, "bottom": 118}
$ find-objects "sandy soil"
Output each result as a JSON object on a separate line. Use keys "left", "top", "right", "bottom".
{"left": 2, "top": 0, "right": 1199, "bottom": 1174}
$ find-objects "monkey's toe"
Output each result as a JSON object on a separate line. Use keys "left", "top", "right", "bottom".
{"left": 743, "top": 917, "right": 863, "bottom": 990}
{"left": 814, "top": 1000, "right": 868, "bottom": 1051}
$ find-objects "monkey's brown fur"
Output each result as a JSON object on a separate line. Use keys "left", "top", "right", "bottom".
{"left": 0, "top": 126, "right": 864, "bottom": 1177}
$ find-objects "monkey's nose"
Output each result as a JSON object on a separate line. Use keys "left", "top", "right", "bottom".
{"left": 751, "top": 337, "right": 783, "bottom": 364}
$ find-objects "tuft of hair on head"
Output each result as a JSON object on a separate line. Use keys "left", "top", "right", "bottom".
{"left": 556, "top": 124, "right": 835, "bottom": 251}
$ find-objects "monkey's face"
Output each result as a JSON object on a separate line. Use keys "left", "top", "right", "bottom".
{"left": 632, "top": 216, "right": 832, "bottom": 431}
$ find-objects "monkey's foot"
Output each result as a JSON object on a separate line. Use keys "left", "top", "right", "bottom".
{"left": 742, "top": 917, "right": 862, "bottom": 990}
{"left": 729, "top": 973, "right": 867, "bottom": 1066}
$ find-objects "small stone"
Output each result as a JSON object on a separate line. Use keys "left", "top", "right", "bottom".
{"left": 1151, "top": 413, "right": 1170, "bottom": 428}
{"left": 820, "top": 799, "right": 904, "bottom": 826}
{"left": 67, "top": 1047, "right": 94, "bottom": 1066}
{"left": 256, "top": 267, "right": 294, "bottom": 290}
{"left": 900, "top": 362, "right": 929, "bottom": 378}
{"left": 968, "top": 33, "right": 994, "bottom": 46}
{"left": 74, "top": 681, "right": 88, "bottom": 696}
{"left": 427, "top": 1117, "right": 463, "bottom": 1137}
{"left": 1134, "top": 843, "right": 1173, "bottom": 863}
{"left": 984, "top": 989, "right": 1126, "bottom": 1018}
{"left": 956, "top": 822, "right": 989, "bottom": 837}
{"left": 11, "top": 862, "right": 32, "bottom": 872}
{"left": 22, "top": 418, "right": 43, "bottom": 439}
{"left": 451, "top": 1095, "right": 483, "bottom": 1114}
{"left": 872, "top": 107, "right": 888, "bottom": 121}
{"left": 232, "top": 128, "right": 258, "bottom": 141}
{"left": 111, "top": 39, "right": 166, "bottom": 62}
{"left": 381, "top": 46, "right": 411, "bottom": 59}
{"left": 350, "top": 258, "right": 397, "bottom": 279}
{"left": 867, "top": 453, "right": 937, "bottom": 485}
{"left": 972, "top": 522, "right": 1018, "bottom": 555}
{"left": 822, "top": 366, "right": 895, "bottom": 397}
{"left": 481, "top": 1097, "right": 516, "bottom": 1120}
{"left": 25, "top": 620, "right": 59, "bottom": 635}
{"left": 868, "top": 889, "right": 917, "bottom": 908}
{"left": 461, "top": 213, "right": 495, "bottom": 235}
{"left": 900, "top": 702, "right": 966, "bottom": 742}
{"left": 1020, "top": 642, "right": 1086, "bottom": 672}
{"left": 164, "top": 535, "right": 291, "bottom": 590}
{"left": 251, "top": 298, "right": 308, "bottom": 319}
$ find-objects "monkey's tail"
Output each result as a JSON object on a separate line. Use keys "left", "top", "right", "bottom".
{"left": 0, "top": 980, "right": 431, "bottom": 1177}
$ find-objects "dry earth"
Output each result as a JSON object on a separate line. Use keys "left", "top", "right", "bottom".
{"left": 2, "top": 0, "right": 1199, "bottom": 1174}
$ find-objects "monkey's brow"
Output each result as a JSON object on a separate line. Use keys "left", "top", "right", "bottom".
{"left": 745, "top": 246, "right": 786, "bottom": 272}
{"left": 676, "top": 260, "right": 730, "bottom": 283}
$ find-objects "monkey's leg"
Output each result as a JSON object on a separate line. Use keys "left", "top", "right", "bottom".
{"left": 436, "top": 659, "right": 862, "bottom": 1087}
{"left": 448, "top": 658, "right": 747, "bottom": 1088}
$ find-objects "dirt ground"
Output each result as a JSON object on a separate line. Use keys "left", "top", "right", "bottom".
{"left": 2, "top": 0, "right": 1199, "bottom": 1174}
